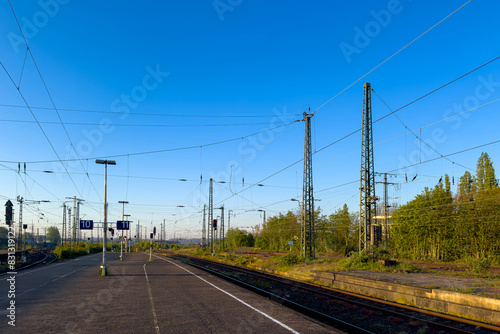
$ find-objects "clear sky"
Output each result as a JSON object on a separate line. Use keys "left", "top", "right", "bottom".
{"left": 0, "top": 0, "right": 499, "bottom": 239}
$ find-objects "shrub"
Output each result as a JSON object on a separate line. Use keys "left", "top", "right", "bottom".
{"left": 280, "top": 252, "right": 303, "bottom": 266}
{"left": 465, "top": 257, "right": 491, "bottom": 273}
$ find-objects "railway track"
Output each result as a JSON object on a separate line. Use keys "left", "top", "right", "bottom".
{"left": 158, "top": 251, "right": 500, "bottom": 334}
{"left": 0, "top": 250, "right": 57, "bottom": 273}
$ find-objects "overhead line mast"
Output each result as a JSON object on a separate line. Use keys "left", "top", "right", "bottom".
{"left": 302, "top": 107, "right": 315, "bottom": 258}
{"left": 360, "top": 83, "right": 377, "bottom": 252}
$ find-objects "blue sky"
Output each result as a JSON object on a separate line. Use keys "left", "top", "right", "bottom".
{"left": 0, "top": 0, "right": 499, "bottom": 239}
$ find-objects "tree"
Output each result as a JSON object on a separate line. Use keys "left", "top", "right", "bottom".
{"left": 391, "top": 175, "right": 454, "bottom": 260}
{"left": 46, "top": 226, "right": 61, "bottom": 244}
{"left": 226, "top": 228, "right": 254, "bottom": 249}
{"left": 254, "top": 211, "right": 300, "bottom": 251}
{"left": 475, "top": 152, "right": 497, "bottom": 191}
{"left": 458, "top": 171, "right": 474, "bottom": 200}
{"left": 319, "top": 204, "right": 356, "bottom": 254}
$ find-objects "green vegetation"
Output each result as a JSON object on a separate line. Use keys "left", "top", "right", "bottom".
{"left": 99, "top": 267, "right": 108, "bottom": 277}
{"left": 53, "top": 242, "right": 103, "bottom": 259}
{"left": 279, "top": 252, "right": 303, "bottom": 267}
{"left": 46, "top": 226, "right": 61, "bottom": 244}
{"left": 391, "top": 152, "right": 500, "bottom": 263}
{"left": 132, "top": 241, "right": 169, "bottom": 252}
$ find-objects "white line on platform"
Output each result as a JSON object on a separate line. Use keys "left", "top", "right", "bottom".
{"left": 143, "top": 264, "right": 161, "bottom": 334}
{"left": 153, "top": 254, "right": 300, "bottom": 334}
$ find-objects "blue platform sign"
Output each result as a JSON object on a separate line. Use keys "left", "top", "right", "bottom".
{"left": 116, "top": 221, "right": 130, "bottom": 230}
{"left": 80, "top": 220, "right": 93, "bottom": 230}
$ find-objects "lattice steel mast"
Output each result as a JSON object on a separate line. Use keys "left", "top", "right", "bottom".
{"left": 359, "top": 83, "right": 377, "bottom": 251}
{"left": 208, "top": 178, "right": 214, "bottom": 253}
{"left": 302, "top": 108, "right": 315, "bottom": 258}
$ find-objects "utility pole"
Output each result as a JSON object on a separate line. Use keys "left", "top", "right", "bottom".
{"left": 67, "top": 207, "right": 72, "bottom": 244}
{"left": 62, "top": 204, "right": 66, "bottom": 245}
{"left": 216, "top": 205, "right": 224, "bottom": 250}
{"left": 360, "top": 83, "right": 377, "bottom": 251}
{"left": 228, "top": 210, "right": 233, "bottom": 231}
{"left": 72, "top": 196, "right": 76, "bottom": 244}
{"left": 375, "top": 172, "right": 397, "bottom": 248}
{"left": 202, "top": 204, "right": 206, "bottom": 247}
{"left": 76, "top": 199, "right": 84, "bottom": 243}
{"left": 16, "top": 196, "right": 23, "bottom": 249}
{"left": 302, "top": 108, "right": 315, "bottom": 258}
{"left": 209, "top": 178, "right": 214, "bottom": 254}
{"left": 95, "top": 159, "right": 116, "bottom": 275}
{"left": 118, "top": 201, "right": 129, "bottom": 261}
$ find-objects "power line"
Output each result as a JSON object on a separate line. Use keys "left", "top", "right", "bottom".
{"left": 313, "top": 0, "right": 474, "bottom": 114}
{"left": 0, "top": 103, "right": 301, "bottom": 118}
{"left": 0, "top": 121, "right": 298, "bottom": 164}
{"left": 372, "top": 88, "right": 474, "bottom": 172}
{"left": 0, "top": 119, "right": 296, "bottom": 127}
{"left": 7, "top": 0, "right": 103, "bottom": 211}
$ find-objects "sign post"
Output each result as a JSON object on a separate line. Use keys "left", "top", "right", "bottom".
{"left": 117, "top": 221, "right": 130, "bottom": 261}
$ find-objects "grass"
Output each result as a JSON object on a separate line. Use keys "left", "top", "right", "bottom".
{"left": 441, "top": 286, "right": 476, "bottom": 294}
{"left": 99, "top": 267, "right": 108, "bottom": 277}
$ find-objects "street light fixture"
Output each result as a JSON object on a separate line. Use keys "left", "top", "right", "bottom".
{"left": 96, "top": 159, "right": 116, "bottom": 275}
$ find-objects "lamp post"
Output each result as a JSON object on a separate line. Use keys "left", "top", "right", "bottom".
{"left": 118, "top": 201, "right": 129, "bottom": 261}
{"left": 96, "top": 159, "right": 116, "bottom": 275}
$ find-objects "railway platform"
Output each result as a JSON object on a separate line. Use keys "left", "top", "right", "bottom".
{"left": 0, "top": 252, "right": 338, "bottom": 333}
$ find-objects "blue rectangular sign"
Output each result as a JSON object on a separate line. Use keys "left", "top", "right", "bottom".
{"left": 80, "top": 220, "right": 94, "bottom": 230}
{"left": 116, "top": 221, "right": 130, "bottom": 230}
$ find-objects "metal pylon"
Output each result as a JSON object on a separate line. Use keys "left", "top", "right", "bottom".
{"left": 359, "top": 83, "right": 377, "bottom": 251}
{"left": 202, "top": 204, "right": 206, "bottom": 247}
{"left": 208, "top": 178, "right": 213, "bottom": 253}
{"left": 302, "top": 108, "right": 314, "bottom": 258}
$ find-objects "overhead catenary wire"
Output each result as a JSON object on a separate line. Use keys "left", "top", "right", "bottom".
{"left": 312, "top": 0, "right": 474, "bottom": 115}
{"left": 7, "top": 0, "right": 104, "bottom": 212}
{"left": 0, "top": 121, "right": 298, "bottom": 164}
{"left": 0, "top": 119, "right": 298, "bottom": 127}
{"left": 372, "top": 88, "right": 475, "bottom": 172}
{"left": 0, "top": 103, "right": 302, "bottom": 118}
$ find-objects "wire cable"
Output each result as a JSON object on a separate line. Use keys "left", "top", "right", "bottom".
{"left": 313, "top": 0, "right": 474, "bottom": 114}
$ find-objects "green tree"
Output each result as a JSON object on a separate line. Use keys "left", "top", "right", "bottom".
{"left": 391, "top": 175, "right": 454, "bottom": 260}
{"left": 46, "top": 226, "right": 61, "bottom": 244}
{"left": 254, "top": 211, "right": 300, "bottom": 251}
{"left": 226, "top": 228, "right": 254, "bottom": 249}
{"left": 319, "top": 204, "right": 356, "bottom": 254}
{"left": 458, "top": 171, "right": 475, "bottom": 200}
{"left": 475, "top": 152, "right": 497, "bottom": 191}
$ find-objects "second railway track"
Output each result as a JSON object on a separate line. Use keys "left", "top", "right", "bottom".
{"left": 157, "top": 251, "right": 500, "bottom": 334}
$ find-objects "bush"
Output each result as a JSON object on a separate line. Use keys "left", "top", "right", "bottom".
{"left": 465, "top": 257, "right": 491, "bottom": 273}
{"left": 280, "top": 252, "right": 303, "bottom": 266}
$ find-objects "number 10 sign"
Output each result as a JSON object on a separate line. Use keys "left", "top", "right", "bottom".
{"left": 80, "top": 220, "right": 93, "bottom": 230}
